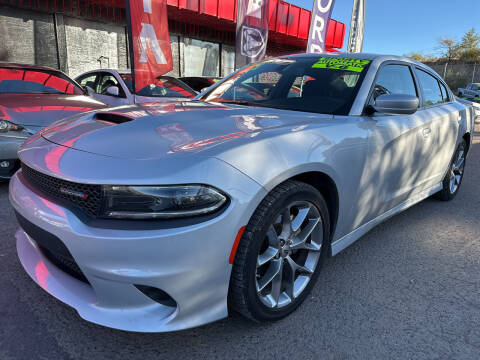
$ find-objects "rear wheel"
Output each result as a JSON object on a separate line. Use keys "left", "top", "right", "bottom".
{"left": 228, "top": 180, "right": 330, "bottom": 322}
{"left": 436, "top": 139, "right": 467, "bottom": 201}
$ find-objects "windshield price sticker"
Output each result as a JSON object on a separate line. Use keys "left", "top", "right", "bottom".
{"left": 312, "top": 58, "right": 371, "bottom": 72}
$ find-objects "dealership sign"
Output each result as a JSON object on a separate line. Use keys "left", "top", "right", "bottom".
{"left": 307, "top": 0, "right": 336, "bottom": 53}
{"left": 126, "top": 0, "right": 173, "bottom": 94}
{"left": 235, "top": 0, "right": 270, "bottom": 69}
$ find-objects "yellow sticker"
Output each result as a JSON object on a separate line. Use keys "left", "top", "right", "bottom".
{"left": 312, "top": 57, "right": 371, "bottom": 72}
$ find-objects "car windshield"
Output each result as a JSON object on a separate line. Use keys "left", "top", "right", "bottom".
{"left": 201, "top": 56, "right": 371, "bottom": 115}
{"left": 120, "top": 74, "right": 196, "bottom": 98}
{"left": 0, "top": 67, "right": 84, "bottom": 95}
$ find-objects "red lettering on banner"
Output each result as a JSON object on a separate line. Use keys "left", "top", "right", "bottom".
{"left": 127, "top": 0, "right": 173, "bottom": 93}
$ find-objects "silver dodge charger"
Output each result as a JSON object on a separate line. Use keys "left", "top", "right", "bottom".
{"left": 10, "top": 53, "right": 475, "bottom": 332}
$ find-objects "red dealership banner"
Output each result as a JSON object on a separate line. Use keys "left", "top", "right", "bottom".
{"left": 126, "top": 0, "right": 173, "bottom": 94}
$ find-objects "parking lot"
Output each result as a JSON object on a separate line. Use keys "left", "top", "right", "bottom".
{"left": 0, "top": 127, "right": 479, "bottom": 360}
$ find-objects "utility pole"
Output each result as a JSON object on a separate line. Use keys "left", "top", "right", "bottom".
{"left": 347, "top": 0, "right": 366, "bottom": 53}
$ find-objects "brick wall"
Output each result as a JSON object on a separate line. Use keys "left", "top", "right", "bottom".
{"left": 63, "top": 16, "right": 127, "bottom": 77}
{"left": 0, "top": 6, "right": 56, "bottom": 67}
{"left": 0, "top": 5, "right": 246, "bottom": 79}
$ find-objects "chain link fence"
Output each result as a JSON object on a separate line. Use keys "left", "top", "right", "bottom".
{"left": 425, "top": 62, "right": 480, "bottom": 94}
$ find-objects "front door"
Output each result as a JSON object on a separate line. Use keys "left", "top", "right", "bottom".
{"left": 93, "top": 73, "right": 131, "bottom": 107}
{"left": 355, "top": 63, "right": 430, "bottom": 226}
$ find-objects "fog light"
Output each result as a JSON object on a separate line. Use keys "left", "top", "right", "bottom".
{"left": 134, "top": 285, "right": 177, "bottom": 308}
{"left": 0, "top": 161, "right": 10, "bottom": 168}
{"left": 0, "top": 121, "right": 8, "bottom": 131}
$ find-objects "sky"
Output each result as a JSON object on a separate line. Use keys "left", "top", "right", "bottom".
{"left": 287, "top": 0, "right": 480, "bottom": 56}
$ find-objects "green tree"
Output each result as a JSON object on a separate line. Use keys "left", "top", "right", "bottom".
{"left": 460, "top": 28, "right": 480, "bottom": 50}
{"left": 459, "top": 28, "right": 480, "bottom": 62}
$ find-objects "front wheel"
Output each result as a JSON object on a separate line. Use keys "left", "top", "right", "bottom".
{"left": 228, "top": 180, "right": 330, "bottom": 322}
{"left": 436, "top": 139, "right": 467, "bottom": 201}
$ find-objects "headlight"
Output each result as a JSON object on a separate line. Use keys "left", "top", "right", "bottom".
{"left": 101, "top": 185, "right": 228, "bottom": 219}
{"left": 0, "top": 120, "right": 22, "bottom": 132}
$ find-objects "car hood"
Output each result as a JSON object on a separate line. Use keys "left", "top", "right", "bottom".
{"left": 0, "top": 94, "right": 106, "bottom": 127}
{"left": 40, "top": 101, "right": 332, "bottom": 160}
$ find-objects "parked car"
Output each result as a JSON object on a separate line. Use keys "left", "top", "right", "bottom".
{"left": 179, "top": 76, "right": 221, "bottom": 92}
{"left": 11, "top": 54, "right": 475, "bottom": 332}
{"left": 75, "top": 69, "right": 197, "bottom": 106}
{"left": 457, "top": 83, "right": 480, "bottom": 99}
{"left": 0, "top": 63, "right": 106, "bottom": 179}
{"left": 458, "top": 97, "right": 480, "bottom": 124}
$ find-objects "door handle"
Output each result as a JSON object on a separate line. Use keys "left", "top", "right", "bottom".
{"left": 422, "top": 127, "right": 431, "bottom": 139}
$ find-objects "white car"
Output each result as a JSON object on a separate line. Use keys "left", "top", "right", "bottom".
{"left": 457, "top": 83, "right": 480, "bottom": 99}
{"left": 75, "top": 69, "right": 197, "bottom": 106}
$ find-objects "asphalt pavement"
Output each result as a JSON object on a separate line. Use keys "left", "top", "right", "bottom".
{"left": 1, "top": 127, "right": 479, "bottom": 360}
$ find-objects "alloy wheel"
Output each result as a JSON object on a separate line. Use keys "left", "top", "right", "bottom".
{"left": 449, "top": 148, "right": 465, "bottom": 194}
{"left": 255, "top": 201, "right": 323, "bottom": 309}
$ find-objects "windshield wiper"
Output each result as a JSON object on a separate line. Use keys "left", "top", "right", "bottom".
{"left": 213, "top": 99, "right": 255, "bottom": 106}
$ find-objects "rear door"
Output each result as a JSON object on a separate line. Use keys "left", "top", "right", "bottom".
{"left": 414, "top": 68, "right": 459, "bottom": 186}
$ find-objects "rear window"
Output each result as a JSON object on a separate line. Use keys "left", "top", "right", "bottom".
{"left": 0, "top": 67, "right": 84, "bottom": 95}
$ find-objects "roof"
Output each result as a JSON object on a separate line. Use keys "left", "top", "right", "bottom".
{"left": 285, "top": 53, "right": 414, "bottom": 61}
{"left": 0, "top": 62, "right": 63, "bottom": 73}
{"left": 13, "top": 0, "right": 344, "bottom": 51}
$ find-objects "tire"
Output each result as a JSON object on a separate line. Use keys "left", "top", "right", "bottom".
{"left": 436, "top": 139, "right": 467, "bottom": 201}
{"left": 228, "top": 180, "right": 330, "bottom": 322}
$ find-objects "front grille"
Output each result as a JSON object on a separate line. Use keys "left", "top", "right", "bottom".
{"left": 15, "top": 211, "right": 90, "bottom": 284}
{"left": 21, "top": 163, "right": 103, "bottom": 217}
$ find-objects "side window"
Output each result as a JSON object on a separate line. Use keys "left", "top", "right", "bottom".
{"left": 439, "top": 82, "right": 450, "bottom": 102}
{"left": 98, "top": 74, "right": 124, "bottom": 97}
{"left": 77, "top": 74, "right": 98, "bottom": 91}
{"left": 372, "top": 64, "right": 417, "bottom": 100}
{"left": 416, "top": 69, "right": 443, "bottom": 106}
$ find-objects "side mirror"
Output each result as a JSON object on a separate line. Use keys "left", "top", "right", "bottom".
{"left": 372, "top": 94, "right": 419, "bottom": 115}
{"left": 106, "top": 86, "right": 119, "bottom": 97}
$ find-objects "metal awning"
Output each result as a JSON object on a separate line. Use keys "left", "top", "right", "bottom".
{"left": 0, "top": 0, "right": 345, "bottom": 50}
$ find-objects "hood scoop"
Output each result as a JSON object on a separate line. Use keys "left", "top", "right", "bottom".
{"left": 93, "top": 112, "right": 135, "bottom": 124}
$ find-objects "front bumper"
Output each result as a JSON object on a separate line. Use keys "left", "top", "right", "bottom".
{"left": 10, "top": 170, "right": 265, "bottom": 332}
